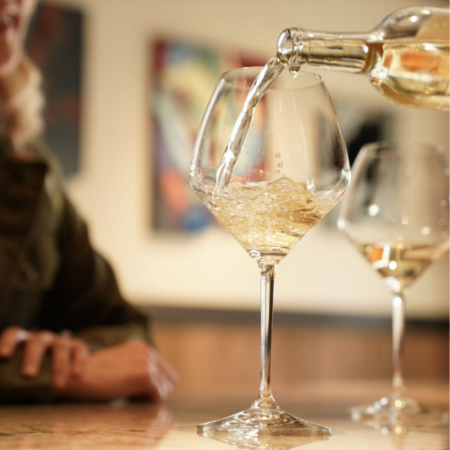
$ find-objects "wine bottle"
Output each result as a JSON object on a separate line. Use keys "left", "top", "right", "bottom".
{"left": 277, "top": 7, "right": 449, "bottom": 110}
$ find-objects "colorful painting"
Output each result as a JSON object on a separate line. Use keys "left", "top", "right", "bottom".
{"left": 26, "top": 3, "right": 83, "bottom": 178}
{"left": 151, "top": 39, "right": 264, "bottom": 232}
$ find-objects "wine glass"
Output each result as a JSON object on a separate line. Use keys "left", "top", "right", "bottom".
{"left": 189, "top": 67, "right": 350, "bottom": 437}
{"left": 338, "top": 142, "right": 449, "bottom": 431}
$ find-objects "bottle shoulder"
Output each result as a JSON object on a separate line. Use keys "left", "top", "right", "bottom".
{"left": 376, "top": 6, "right": 449, "bottom": 41}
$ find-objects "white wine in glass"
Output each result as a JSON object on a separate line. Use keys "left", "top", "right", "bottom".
{"left": 338, "top": 142, "right": 449, "bottom": 431}
{"left": 190, "top": 67, "right": 350, "bottom": 437}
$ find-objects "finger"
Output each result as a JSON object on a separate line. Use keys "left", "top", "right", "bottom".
{"left": 156, "top": 354, "right": 180, "bottom": 384}
{"left": 158, "top": 372, "right": 174, "bottom": 397}
{"left": 0, "top": 327, "right": 28, "bottom": 358}
{"left": 70, "top": 339, "right": 89, "bottom": 377}
{"left": 149, "top": 346, "right": 179, "bottom": 384}
{"left": 148, "top": 375, "right": 168, "bottom": 401}
{"left": 147, "top": 355, "right": 169, "bottom": 401}
{"left": 21, "top": 332, "right": 54, "bottom": 378}
{"left": 52, "top": 336, "right": 71, "bottom": 389}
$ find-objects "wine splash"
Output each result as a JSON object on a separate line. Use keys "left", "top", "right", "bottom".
{"left": 195, "top": 177, "right": 334, "bottom": 265}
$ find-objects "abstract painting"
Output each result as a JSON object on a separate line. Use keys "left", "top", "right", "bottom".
{"left": 151, "top": 38, "right": 264, "bottom": 232}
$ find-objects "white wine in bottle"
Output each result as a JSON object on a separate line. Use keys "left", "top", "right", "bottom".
{"left": 278, "top": 7, "right": 449, "bottom": 109}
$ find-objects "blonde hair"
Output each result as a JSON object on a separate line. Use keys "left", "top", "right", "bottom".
{"left": 0, "top": 54, "right": 44, "bottom": 151}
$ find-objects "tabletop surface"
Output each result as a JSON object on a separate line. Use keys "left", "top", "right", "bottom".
{"left": 0, "top": 382, "right": 448, "bottom": 450}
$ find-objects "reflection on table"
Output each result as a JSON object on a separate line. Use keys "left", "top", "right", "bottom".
{"left": 0, "top": 381, "right": 447, "bottom": 450}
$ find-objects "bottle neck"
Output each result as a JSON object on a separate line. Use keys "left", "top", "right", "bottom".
{"left": 278, "top": 28, "right": 373, "bottom": 74}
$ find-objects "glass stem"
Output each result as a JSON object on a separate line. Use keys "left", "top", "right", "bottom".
{"left": 252, "top": 263, "right": 277, "bottom": 410}
{"left": 391, "top": 291, "right": 406, "bottom": 403}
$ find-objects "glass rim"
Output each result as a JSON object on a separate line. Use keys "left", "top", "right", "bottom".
{"left": 359, "top": 141, "right": 445, "bottom": 158}
{"left": 221, "top": 66, "right": 325, "bottom": 92}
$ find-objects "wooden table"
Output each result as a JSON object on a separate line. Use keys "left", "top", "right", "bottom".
{"left": 0, "top": 382, "right": 448, "bottom": 449}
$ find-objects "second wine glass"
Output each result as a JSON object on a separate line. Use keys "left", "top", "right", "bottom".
{"left": 338, "top": 142, "right": 449, "bottom": 431}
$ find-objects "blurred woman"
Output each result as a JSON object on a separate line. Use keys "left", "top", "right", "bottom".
{"left": 0, "top": 0, "right": 177, "bottom": 402}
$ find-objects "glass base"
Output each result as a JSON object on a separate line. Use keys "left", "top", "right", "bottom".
{"left": 199, "top": 428, "right": 330, "bottom": 450}
{"left": 351, "top": 395, "right": 449, "bottom": 433}
{"left": 198, "top": 405, "right": 332, "bottom": 437}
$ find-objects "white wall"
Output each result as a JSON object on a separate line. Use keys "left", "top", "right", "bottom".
{"left": 52, "top": 0, "right": 449, "bottom": 318}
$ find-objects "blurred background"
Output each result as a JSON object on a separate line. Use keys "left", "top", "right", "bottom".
{"left": 27, "top": 0, "right": 448, "bottom": 397}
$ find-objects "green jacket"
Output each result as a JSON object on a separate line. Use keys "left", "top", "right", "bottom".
{"left": 0, "top": 143, "right": 150, "bottom": 403}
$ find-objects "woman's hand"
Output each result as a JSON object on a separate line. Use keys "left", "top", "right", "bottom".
{"left": 54, "top": 341, "right": 179, "bottom": 401}
{"left": 0, "top": 326, "right": 89, "bottom": 389}
{"left": 0, "top": 328, "right": 178, "bottom": 402}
